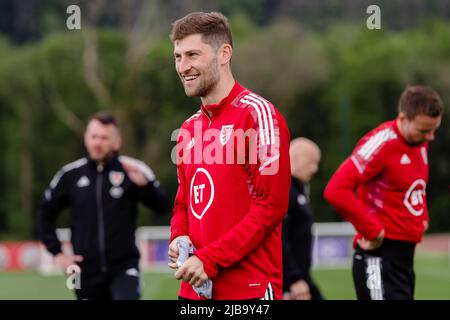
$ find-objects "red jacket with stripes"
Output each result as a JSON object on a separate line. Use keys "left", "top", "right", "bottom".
{"left": 170, "top": 82, "right": 291, "bottom": 300}
{"left": 324, "top": 120, "right": 430, "bottom": 246}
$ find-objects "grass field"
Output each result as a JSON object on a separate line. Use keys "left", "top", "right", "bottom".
{"left": 0, "top": 252, "right": 448, "bottom": 300}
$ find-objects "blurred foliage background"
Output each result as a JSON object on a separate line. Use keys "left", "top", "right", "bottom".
{"left": 0, "top": 0, "right": 449, "bottom": 240}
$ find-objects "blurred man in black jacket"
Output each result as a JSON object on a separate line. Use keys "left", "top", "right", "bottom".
{"left": 38, "top": 112, "right": 170, "bottom": 300}
{"left": 283, "top": 137, "right": 324, "bottom": 300}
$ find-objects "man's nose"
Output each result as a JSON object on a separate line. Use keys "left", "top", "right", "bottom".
{"left": 177, "top": 57, "right": 191, "bottom": 74}
{"left": 92, "top": 138, "right": 103, "bottom": 145}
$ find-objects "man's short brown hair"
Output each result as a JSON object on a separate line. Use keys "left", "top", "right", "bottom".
{"left": 88, "top": 112, "right": 119, "bottom": 128}
{"left": 398, "top": 85, "right": 444, "bottom": 119}
{"left": 169, "top": 12, "right": 233, "bottom": 49}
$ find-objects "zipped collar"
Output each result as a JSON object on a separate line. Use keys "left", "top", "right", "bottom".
{"left": 200, "top": 82, "right": 245, "bottom": 119}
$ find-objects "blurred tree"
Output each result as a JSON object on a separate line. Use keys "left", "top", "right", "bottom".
{"left": 0, "top": 0, "right": 39, "bottom": 44}
{"left": 234, "top": 20, "right": 330, "bottom": 111}
{"left": 0, "top": 9, "right": 449, "bottom": 240}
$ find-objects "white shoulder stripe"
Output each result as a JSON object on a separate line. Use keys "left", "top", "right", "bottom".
{"left": 50, "top": 158, "right": 88, "bottom": 189}
{"left": 119, "top": 155, "right": 156, "bottom": 182}
{"left": 240, "top": 94, "right": 276, "bottom": 146}
{"left": 244, "top": 95, "right": 271, "bottom": 144}
{"left": 240, "top": 97, "right": 267, "bottom": 146}
{"left": 62, "top": 157, "right": 88, "bottom": 172}
{"left": 357, "top": 128, "right": 397, "bottom": 160}
{"left": 248, "top": 93, "right": 275, "bottom": 144}
{"left": 185, "top": 110, "right": 202, "bottom": 123}
{"left": 351, "top": 155, "right": 364, "bottom": 174}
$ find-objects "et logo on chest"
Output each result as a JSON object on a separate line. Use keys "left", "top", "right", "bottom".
{"left": 189, "top": 168, "right": 215, "bottom": 220}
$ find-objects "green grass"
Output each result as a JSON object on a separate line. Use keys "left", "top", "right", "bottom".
{"left": 311, "top": 252, "right": 450, "bottom": 300}
{"left": 413, "top": 253, "right": 450, "bottom": 299}
{"left": 0, "top": 253, "right": 448, "bottom": 300}
{"left": 0, "top": 271, "right": 179, "bottom": 300}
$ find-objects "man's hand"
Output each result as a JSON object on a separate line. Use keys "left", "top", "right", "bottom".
{"left": 174, "top": 255, "right": 208, "bottom": 288}
{"left": 54, "top": 253, "right": 83, "bottom": 274}
{"left": 288, "top": 279, "right": 311, "bottom": 300}
{"left": 357, "top": 229, "right": 385, "bottom": 251}
{"left": 283, "top": 292, "right": 292, "bottom": 300}
{"left": 423, "top": 220, "right": 429, "bottom": 232}
{"left": 168, "top": 235, "right": 192, "bottom": 270}
{"left": 122, "top": 160, "right": 148, "bottom": 186}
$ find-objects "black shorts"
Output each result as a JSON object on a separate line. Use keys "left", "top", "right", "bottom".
{"left": 352, "top": 238, "right": 416, "bottom": 300}
{"left": 74, "top": 266, "right": 142, "bottom": 300}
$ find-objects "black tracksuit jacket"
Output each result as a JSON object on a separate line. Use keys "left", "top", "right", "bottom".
{"left": 37, "top": 153, "right": 170, "bottom": 275}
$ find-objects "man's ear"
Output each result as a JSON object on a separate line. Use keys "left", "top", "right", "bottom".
{"left": 219, "top": 43, "right": 233, "bottom": 65}
{"left": 114, "top": 135, "right": 122, "bottom": 152}
{"left": 397, "top": 111, "right": 409, "bottom": 124}
{"left": 83, "top": 130, "right": 89, "bottom": 147}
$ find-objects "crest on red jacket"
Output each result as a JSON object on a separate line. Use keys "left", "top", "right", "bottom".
{"left": 220, "top": 125, "right": 234, "bottom": 146}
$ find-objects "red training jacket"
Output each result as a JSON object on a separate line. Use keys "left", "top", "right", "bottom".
{"left": 324, "top": 120, "right": 430, "bottom": 246}
{"left": 170, "top": 82, "right": 291, "bottom": 300}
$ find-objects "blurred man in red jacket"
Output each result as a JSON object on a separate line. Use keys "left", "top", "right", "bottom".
{"left": 324, "top": 85, "right": 444, "bottom": 300}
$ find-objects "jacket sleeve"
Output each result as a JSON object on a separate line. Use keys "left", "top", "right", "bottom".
{"left": 194, "top": 109, "right": 291, "bottom": 279}
{"left": 170, "top": 170, "right": 190, "bottom": 244}
{"left": 37, "top": 169, "right": 70, "bottom": 256}
{"left": 282, "top": 189, "right": 308, "bottom": 289}
{"left": 422, "top": 145, "right": 430, "bottom": 226}
{"left": 137, "top": 180, "right": 170, "bottom": 214}
{"left": 120, "top": 157, "right": 170, "bottom": 214}
{"left": 169, "top": 130, "right": 190, "bottom": 243}
{"left": 136, "top": 169, "right": 170, "bottom": 214}
{"left": 282, "top": 218, "right": 304, "bottom": 290}
{"left": 323, "top": 141, "right": 389, "bottom": 241}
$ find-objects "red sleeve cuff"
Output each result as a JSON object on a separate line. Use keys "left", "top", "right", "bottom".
{"left": 362, "top": 224, "right": 384, "bottom": 241}
{"left": 169, "top": 229, "right": 185, "bottom": 244}
{"left": 194, "top": 249, "right": 218, "bottom": 279}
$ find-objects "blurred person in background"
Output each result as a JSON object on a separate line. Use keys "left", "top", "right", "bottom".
{"left": 283, "top": 137, "right": 324, "bottom": 300}
{"left": 37, "top": 112, "right": 170, "bottom": 300}
{"left": 324, "top": 86, "right": 444, "bottom": 300}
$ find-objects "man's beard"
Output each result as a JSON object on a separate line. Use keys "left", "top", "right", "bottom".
{"left": 185, "top": 58, "right": 220, "bottom": 98}
{"left": 90, "top": 149, "right": 116, "bottom": 163}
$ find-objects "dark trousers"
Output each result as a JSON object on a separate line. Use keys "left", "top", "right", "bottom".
{"left": 74, "top": 266, "right": 141, "bottom": 300}
{"left": 352, "top": 239, "right": 416, "bottom": 300}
